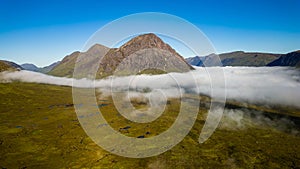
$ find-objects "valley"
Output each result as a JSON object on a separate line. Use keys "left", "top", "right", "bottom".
{"left": 0, "top": 82, "right": 299, "bottom": 168}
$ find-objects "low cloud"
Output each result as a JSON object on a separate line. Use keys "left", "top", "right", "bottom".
{"left": 220, "top": 108, "right": 299, "bottom": 134}
{"left": 1, "top": 67, "right": 300, "bottom": 108}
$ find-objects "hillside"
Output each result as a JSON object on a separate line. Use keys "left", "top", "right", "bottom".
{"left": 0, "top": 60, "right": 22, "bottom": 72}
{"left": 48, "top": 44, "right": 110, "bottom": 78}
{"left": 219, "top": 51, "right": 281, "bottom": 66}
{"left": 48, "top": 51, "right": 81, "bottom": 77}
{"left": 49, "top": 33, "right": 193, "bottom": 78}
{"left": 21, "top": 61, "right": 60, "bottom": 73}
{"left": 39, "top": 61, "right": 61, "bottom": 73}
{"left": 267, "top": 50, "right": 300, "bottom": 67}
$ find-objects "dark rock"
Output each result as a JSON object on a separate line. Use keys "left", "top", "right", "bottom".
{"left": 122, "top": 126, "right": 131, "bottom": 130}
{"left": 65, "top": 104, "right": 74, "bottom": 107}
{"left": 98, "top": 104, "right": 109, "bottom": 108}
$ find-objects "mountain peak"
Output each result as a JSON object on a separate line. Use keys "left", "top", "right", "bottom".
{"left": 118, "top": 33, "right": 190, "bottom": 66}
{"left": 89, "top": 43, "right": 108, "bottom": 49}
{"left": 86, "top": 44, "right": 109, "bottom": 53}
{"left": 120, "top": 33, "right": 166, "bottom": 52}
{"left": 128, "top": 33, "right": 161, "bottom": 42}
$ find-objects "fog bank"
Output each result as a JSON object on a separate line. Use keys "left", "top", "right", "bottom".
{"left": 1, "top": 67, "right": 300, "bottom": 108}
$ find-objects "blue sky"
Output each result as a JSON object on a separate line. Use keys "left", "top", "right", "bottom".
{"left": 0, "top": 0, "right": 299, "bottom": 66}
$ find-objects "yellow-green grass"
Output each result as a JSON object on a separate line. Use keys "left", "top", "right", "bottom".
{"left": 0, "top": 82, "right": 299, "bottom": 168}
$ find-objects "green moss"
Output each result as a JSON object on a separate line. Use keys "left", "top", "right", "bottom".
{"left": 137, "top": 69, "right": 167, "bottom": 75}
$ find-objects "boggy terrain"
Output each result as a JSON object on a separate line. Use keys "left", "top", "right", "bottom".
{"left": 0, "top": 82, "right": 299, "bottom": 168}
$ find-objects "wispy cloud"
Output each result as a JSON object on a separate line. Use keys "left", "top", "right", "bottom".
{"left": 220, "top": 108, "right": 299, "bottom": 134}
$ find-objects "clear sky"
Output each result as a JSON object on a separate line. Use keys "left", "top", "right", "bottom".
{"left": 0, "top": 0, "right": 299, "bottom": 67}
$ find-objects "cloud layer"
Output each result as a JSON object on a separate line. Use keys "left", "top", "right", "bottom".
{"left": 1, "top": 66, "right": 300, "bottom": 108}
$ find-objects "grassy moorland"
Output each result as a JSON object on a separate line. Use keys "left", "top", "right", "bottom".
{"left": 0, "top": 82, "right": 299, "bottom": 168}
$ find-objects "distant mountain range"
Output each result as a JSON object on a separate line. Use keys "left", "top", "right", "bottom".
{"left": 21, "top": 61, "right": 60, "bottom": 73}
{"left": 185, "top": 56, "right": 206, "bottom": 67}
{"left": 0, "top": 33, "right": 299, "bottom": 75}
{"left": 186, "top": 50, "right": 300, "bottom": 67}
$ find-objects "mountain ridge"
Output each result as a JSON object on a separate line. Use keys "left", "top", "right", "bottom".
{"left": 21, "top": 61, "right": 61, "bottom": 73}
{"left": 186, "top": 50, "right": 299, "bottom": 67}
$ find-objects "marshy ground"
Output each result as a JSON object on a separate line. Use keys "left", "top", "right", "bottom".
{"left": 0, "top": 82, "right": 299, "bottom": 168}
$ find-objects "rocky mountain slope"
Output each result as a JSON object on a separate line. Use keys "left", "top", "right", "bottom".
{"left": 49, "top": 33, "right": 193, "bottom": 78}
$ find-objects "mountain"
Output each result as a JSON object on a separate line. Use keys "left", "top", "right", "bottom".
{"left": 49, "top": 33, "right": 193, "bottom": 78}
{"left": 48, "top": 51, "right": 81, "bottom": 77}
{"left": 0, "top": 60, "right": 23, "bottom": 72}
{"left": 219, "top": 51, "right": 281, "bottom": 66}
{"left": 267, "top": 50, "right": 300, "bottom": 67}
{"left": 98, "top": 33, "right": 193, "bottom": 77}
{"left": 48, "top": 44, "right": 109, "bottom": 78}
{"left": 21, "top": 61, "right": 61, "bottom": 73}
{"left": 39, "top": 61, "right": 61, "bottom": 73}
{"left": 185, "top": 56, "right": 205, "bottom": 66}
{"left": 186, "top": 51, "right": 285, "bottom": 67}
{"left": 21, "top": 63, "right": 39, "bottom": 72}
